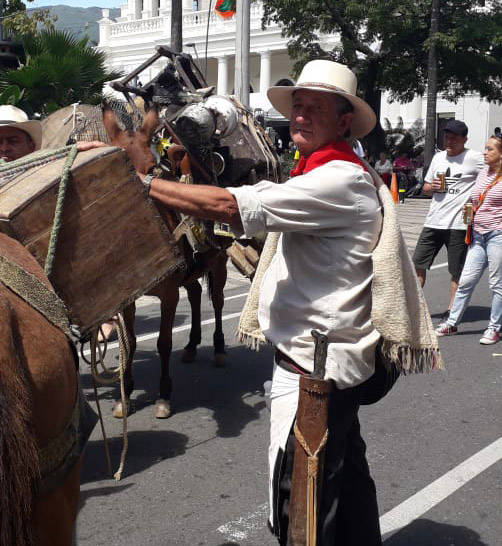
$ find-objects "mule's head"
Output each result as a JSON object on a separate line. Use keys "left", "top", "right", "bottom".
{"left": 102, "top": 102, "right": 159, "bottom": 175}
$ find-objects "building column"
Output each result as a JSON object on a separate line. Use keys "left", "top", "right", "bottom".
{"left": 159, "top": 0, "right": 170, "bottom": 16}
{"left": 259, "top": 50, "right": 271, "bottom": 94}
{"left": 142, "top": 0, "right": 153, "bottom": 18}
{"left": 128, "top": 0, "right": 142, "bottom": 20}
{"left": 217, "top": 55, "right": 229, "bottom": 95}
{"left": 98, "top": 10, "right": 112, "bottom": 47}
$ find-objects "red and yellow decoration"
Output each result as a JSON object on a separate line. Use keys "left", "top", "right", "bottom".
{"left": 215, "top": 0, "right": 236, "bottom": 18}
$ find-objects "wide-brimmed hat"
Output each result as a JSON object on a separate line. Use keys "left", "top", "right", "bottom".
{"left": 0, "top": 105, "right": 42, "bottom": 150}
{"left": 267, "top": 60, "right": 376, "bottom": 138}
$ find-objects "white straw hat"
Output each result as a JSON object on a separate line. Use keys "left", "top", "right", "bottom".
{"left": 0, "top": 105, "right": 42, "bottom": 150}
{"left": 267, "top": 60, "right": 376, "bottom": 138}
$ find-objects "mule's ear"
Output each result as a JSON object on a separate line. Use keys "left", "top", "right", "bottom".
{"left": 141, "top": 105, "right": 159, "bottom": 140}
{"left": 102, "top": 104, "right": 123, "bottom": 142}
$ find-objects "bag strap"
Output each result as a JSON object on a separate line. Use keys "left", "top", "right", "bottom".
{"left": 474, "top": 174, "right": 502, "bottom": 212}
{"left": 465, "top": 174, "right": 501, "bottom": 245}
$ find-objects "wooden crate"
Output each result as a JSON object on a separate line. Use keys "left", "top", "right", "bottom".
{"left": 0, "top": 146, "right": 184, "bottom": 334}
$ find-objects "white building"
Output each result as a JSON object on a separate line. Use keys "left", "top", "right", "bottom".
{"left": 97, "top": 0, "right": 501, "bottom": 153}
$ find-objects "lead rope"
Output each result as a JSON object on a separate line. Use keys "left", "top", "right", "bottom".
{"left": 293, "top": 421, "right": 329, "bottom": 546}
{"left": 44, "top": 144, "right": 79, "bottom": 277}
{"left": 83, "top": 312, "right": 131, "bottom": 480}
{"left": 113, "top": 313, "right": 130, "bottom": 481}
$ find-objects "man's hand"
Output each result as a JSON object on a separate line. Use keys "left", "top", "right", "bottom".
{"left": 429, "top": 178, "right": 442, "bottom": 192}
{"left": 76, "top": 140, "right": 108, "bottom": 152}
{"left": 421, "top": 179, "right": 441, "bottom": 196}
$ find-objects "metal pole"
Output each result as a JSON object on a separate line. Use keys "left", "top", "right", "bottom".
{"left": 234, "top": 0, "right": 250, "bottom": 107}
{"left": 171, "top": 0, "right": 183, "bottom": 53}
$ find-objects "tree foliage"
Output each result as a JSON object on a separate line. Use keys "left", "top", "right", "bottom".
{"left": 1, "top": 0, "right": 57, "bottom": 36}
{"left": 262, "top": 0, "right": 502, "bottom": 105}
{"left": 0, "top": 29, "right": 122, "bottom": 116}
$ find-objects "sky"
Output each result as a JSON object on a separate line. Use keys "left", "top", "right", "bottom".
{"left": 29, "top": 0, "right": 122, "bottom": 8}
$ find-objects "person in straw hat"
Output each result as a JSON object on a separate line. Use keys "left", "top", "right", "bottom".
{"left": 135, "top": 59, "right": 441, "bottom": 545}
{"left": 0, "top": 105, "right": 42, "bottom": 162}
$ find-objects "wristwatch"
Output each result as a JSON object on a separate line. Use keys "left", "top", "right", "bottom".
{"left": 142, "top": 173, "right": 154, "bottom": 196}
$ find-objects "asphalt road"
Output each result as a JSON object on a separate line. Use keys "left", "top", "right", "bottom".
{"left": 75, "top": 213, "right": 502, "bottom": 546}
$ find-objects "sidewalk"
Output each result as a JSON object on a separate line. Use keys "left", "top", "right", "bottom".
{"left": 396, "top": 197, "right": 431, "bottom": 251}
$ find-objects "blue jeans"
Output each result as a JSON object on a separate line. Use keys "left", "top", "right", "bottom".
{"left": 447, "top": 230, "right": 502, "bottom": 331}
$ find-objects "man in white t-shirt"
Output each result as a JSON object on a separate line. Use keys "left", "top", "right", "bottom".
{"left": 413, "top": 120, "right": 484, "bottom": 318}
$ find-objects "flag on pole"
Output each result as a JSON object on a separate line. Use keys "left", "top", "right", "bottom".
{"left": 215, "top": 0, "right": 236, "bottom": 18}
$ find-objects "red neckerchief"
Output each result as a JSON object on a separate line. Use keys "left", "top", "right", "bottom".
{"left": 290, "top": 141, "right": 368, "bottom": 177}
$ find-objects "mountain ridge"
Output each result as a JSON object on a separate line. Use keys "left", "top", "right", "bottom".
{"left": 27, "top": 5, "right": 121, "bottom": 44}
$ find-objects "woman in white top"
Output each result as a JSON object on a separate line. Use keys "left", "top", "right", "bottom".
{"left": 374, "top": 152, "right": 393, "bottom": 185}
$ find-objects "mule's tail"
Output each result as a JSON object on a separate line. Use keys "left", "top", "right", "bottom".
{"left": 0, "top": 299, "right": 39, "bottom": 546}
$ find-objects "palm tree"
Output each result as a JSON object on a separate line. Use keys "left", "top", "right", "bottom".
{"left": 0, "top": 29, "right": 122, "bottom": 117}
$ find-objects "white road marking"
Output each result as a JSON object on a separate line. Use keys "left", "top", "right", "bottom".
{"left": 431, "top": 261, "right": 447, "bottom": 270}
{"left": 82, "top": 311, "right": 242, "bottom": 356}
{"left": 217, "top": 437, "right": 502, "bottom": 542}
{"left": 379, "top": 435, "right": 502, "bottom": 535}
{"left": 216, "top": 503, "right": 269, "bottom": 541}
{"left": 82, "top": 290, "right": 249, "bottom": 357}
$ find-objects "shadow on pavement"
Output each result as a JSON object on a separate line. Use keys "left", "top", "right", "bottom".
{"left": 80, "top": 429, "right": 189, "bottom": 485}
{"left": 80, "top": 343, "right": 273, "bottom": 441}
{"left": 384, "top": 518, "right": 489, "bottom": 545}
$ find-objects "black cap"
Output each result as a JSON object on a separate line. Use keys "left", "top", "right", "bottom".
{"left": 444, "top": 119, "right": 468, "bottom": 137}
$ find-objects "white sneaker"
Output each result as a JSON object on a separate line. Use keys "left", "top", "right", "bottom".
{"left": 479, "top": 328, "right": 500, "bottom": 345}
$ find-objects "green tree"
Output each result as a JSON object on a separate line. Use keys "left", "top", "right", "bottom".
{"left": 0, "top": 29, "right": 122, "bottom": 116}
{"left": 261, "top": 0, "right": 502, "bottom": 154}
{"left": 0, "top": 0, "right": 56, "bottom": 37}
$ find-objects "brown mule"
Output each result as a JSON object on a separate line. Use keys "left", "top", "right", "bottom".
{"left": 0, "top": 232, "right": 80, "bottom": 546}
{"left": 102, "top": 105, "right": 230, "bottom": 420}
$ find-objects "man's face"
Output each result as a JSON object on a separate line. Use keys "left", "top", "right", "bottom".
{"left": 443, "top": 130, "right": 467, "bottom": 157}
{"left": 290, "top": 89, "right": 353, "bottom": 157}
{"left": 0, "top": 126, "right": 35, "bottom": 162}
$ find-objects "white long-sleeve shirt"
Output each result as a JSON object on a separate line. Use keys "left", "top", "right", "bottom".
{"left": 228, "top": 159, "right": 382, "bottom": 389}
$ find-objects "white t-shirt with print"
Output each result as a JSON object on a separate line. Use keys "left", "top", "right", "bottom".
{"left": 423, "top": 148, "right": 484, "bottom": 230}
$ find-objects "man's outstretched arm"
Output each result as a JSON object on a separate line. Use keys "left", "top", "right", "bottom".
{"left": 138, "top": 173, "right": 243, "bottom": 229}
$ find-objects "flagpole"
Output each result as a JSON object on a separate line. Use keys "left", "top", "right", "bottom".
{"left": 234, "top": 0, "right": 250, "bottom": 108}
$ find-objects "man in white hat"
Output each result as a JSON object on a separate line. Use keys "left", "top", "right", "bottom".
{"left": 135, "top": 60, "right": 389, "bottom": 544}
{"left": 0, "top": 105, "right": 42, "bottom": 162}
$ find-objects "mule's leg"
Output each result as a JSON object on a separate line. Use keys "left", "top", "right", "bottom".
{"left": 112, "top": 302, "right": 136, "bottom": 419}
{"left": 155, "top": 286, "right": 180, "bottom": 419}
{"left": 210, "top": 254, "right": 228, "bottom": 367}
{"left": 182, "top": 279, "right": 203, "bottom": 363}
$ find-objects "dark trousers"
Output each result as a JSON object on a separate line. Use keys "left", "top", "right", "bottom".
{"left": 277, "top": 386, "right": 381, "bottom": 546}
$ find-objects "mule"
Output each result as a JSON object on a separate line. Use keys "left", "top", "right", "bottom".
{"left": 102, "top": 104, "right": 230, "bottom": 419}
{"left": 40, "top": 103, "right": 229, "bottom": 420}
{"left": 0, "top": 232, "right": 81, "bottom": 546}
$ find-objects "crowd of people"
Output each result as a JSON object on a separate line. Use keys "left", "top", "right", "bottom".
{"left": 2, "top": 60, "right": 500, "bottom": 545}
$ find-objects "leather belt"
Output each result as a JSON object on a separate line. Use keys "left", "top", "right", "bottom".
{"left": 274, "top": 349, "right": 308, "bottom": 375}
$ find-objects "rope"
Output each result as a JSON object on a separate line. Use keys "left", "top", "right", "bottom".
{"left": 113, "top": 313, "right": 130, "bottom": 481}
{"left": 293, "top": 421, "right": 329, "bottom": 546}
{"left": 0, "top": 146, "right": 74, "bottom": 187}
{"left": 44, "top": 144, "right": 79, "bottom": 277}
{"left": 84, "top": 313, "right": 131, "bottom": 480}
{"left": 89, "top": 330, "right": 113, "bottom": 476}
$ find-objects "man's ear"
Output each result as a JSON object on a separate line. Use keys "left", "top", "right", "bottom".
{"left": 337, "top": 112, "right": 354, "bottom": 139}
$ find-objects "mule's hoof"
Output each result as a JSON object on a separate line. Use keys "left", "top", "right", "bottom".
{"left": 154, "top": 398, "right": 172, "bottom": 419}
{"left": 112, "top": 399, "right": 129, "bottom": 419}
{"left": 181, "top": 348, "right": 197, "bottom": 363}
{"left": 214, "top": 353, "right": 226, "bottom": 368}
